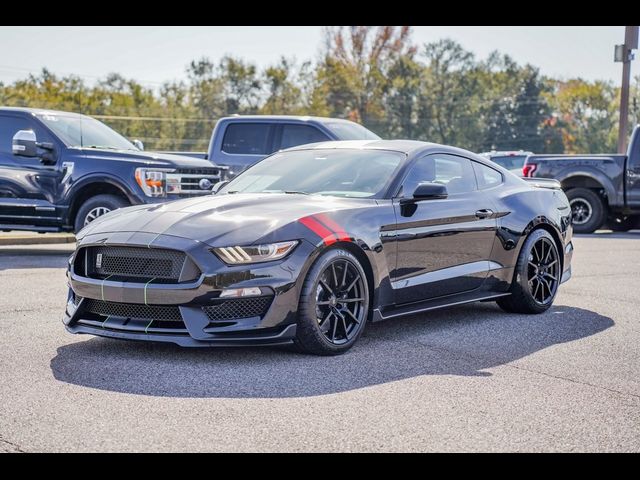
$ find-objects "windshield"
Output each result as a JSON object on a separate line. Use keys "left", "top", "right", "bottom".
{"left": 325, "top": 122, "right": 380, "bottom": 140}
{"left": 222, "top": 149, "right": 404, "bottom": 198}
{"left": 36, "top": 113, "right": 138, "bottom": 150}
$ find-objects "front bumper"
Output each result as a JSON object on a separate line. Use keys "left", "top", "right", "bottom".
{"left": 63, "top": 231, "right": 316, "bottom": 347}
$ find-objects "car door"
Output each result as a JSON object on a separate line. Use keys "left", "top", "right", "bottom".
{"left": 0, "top": 114, "right": 63, "bottom": 227}
{"left": 391, "top": 153, "right": 498, "bottom": 304}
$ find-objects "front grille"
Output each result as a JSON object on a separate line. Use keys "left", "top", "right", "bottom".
{"left": 172, "top": 168, "right": 221, "bottom": 195}
{"left": 83, "top": 299, "right": 182, "bottom": 322}
{"left": 79, "top": 246, "right": 192, "bottom": 283}
{"left": 203, "top": 296, "right": 273, "bottom": 322}
{"left": 175, "top": 168, "right": 221, "bottom": 176}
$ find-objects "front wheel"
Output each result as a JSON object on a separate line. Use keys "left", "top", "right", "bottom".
{"left": 74, "top": 194, "right": 128, "bottom": 233}
{"left": 497, "top": 229, "right": 561, "bottom": 314}
{"left": 294, "top": 249, "right": 370, "bottom": 356}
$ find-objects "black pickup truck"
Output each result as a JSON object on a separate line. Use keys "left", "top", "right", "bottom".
{"left": 0, "top": 107, "right": 222, "bottom": 233}
{"left": 523, "top": 125, "right": 640, "bottom": 233}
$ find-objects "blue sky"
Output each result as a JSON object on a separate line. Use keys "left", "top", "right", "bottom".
{"left": 0, "top": 26, "right": 630, "bottom": 87}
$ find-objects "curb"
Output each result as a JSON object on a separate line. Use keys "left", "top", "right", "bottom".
{"left": 0, "top": 234, "right": 76, "bottom": 246}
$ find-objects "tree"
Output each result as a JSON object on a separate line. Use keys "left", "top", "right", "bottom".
{"left": 420, "top": 39, "right": 481, "bottom": 149}
{"left": 317, "top": 26, "right": 416, "bottom": 133}
{"left": 547, "top": 79, "right": 618, "bottom": 153}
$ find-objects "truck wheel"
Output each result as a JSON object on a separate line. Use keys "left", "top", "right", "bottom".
{"left": 608, "top": 215, "right": 640, "bottom": 232}
{"left": 74, "top": 194, "right": 128, "bottom": 233}
{"left": 566, "top": 188, "right": 605, "bottom": 234}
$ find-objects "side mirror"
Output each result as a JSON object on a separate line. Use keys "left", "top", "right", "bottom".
{"left": 211, "top": 180, "right": 229, "bottom": 194}
{"left": 12, "top": 130, "right": 38, "bottom": 157}
{"left": 132, "top": 139, "right": 144, "bottom": 151}
{"left": 400, "top": 182, "right": 448, "bottom": 204}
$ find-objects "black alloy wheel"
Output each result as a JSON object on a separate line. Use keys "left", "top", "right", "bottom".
{"left": 295, "top": 249, "right": 369, "bottom": 355}
{"left": 314, "top": 259, "right": 367, "bottom": 345}
{"left": 497, "top": 229, "right": 560, "bottom": 314}
{"left": 526, "top": 236, "right": 560, "bottom": 305}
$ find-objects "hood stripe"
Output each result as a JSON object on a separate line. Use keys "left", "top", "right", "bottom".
{"left": 315, "top": 214, "right": 350, "bottom": 242}
{"left": 299, "top": 216, "right": 338, "bottom": 246}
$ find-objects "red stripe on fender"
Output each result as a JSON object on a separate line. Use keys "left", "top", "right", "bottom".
{"left": 315, "top": 214, "right": 350, "bottom": 242}
{"left": 299, "top": 216, "right": 338, "bottom": 246}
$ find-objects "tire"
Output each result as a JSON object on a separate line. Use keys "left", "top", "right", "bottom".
{"left": 566, "top": 188, "right": 605, "bottom": 234}
{"left": 74, "top": 194, "right": 128, "bottom": 233}
{"left": 294, "top": 248, "right": 370, "bottom": 356}
{"left": 497, "top": 229, "right": 561, "bottom": 314}
{"left": 608, "top": 215, "right": 640, "bottom": 232}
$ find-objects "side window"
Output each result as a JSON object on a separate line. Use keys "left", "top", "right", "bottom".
{"left": 280, "top": 124, "right": 330, "bottom": 150}
{"left": 0, "top": 116, "right": 31, "bottom": 155}
{"left": 222, "top": 123, "right": 273, "bottom": 155}
{"left": 400, "top": 154, "right": 477, "bottom": 197}
{"left": 473, "top": 161, "right": 503, "bottom": 189}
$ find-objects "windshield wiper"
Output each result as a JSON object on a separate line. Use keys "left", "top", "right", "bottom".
{"left": 284, "top": 191, "right": 310, "bottom": 195}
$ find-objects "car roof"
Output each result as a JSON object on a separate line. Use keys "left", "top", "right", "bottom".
{"left": 285, "top": 139, "right": 460, "bottom": 156}
{"left": 218, "top": 115, "right": 360, "bottom": 125}
{"left": 0, "top": 106, "right": 87, "bottom": 118}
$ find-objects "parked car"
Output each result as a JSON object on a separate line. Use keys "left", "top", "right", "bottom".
{"left": 181, "top": 115, "right": 380, "bottom": 178}
{"left": 0, "top": 107, "right": 224, "bottom": 233}
{"left": 64, "top": 140, "right": 573, "bottom": 355}
{"left": 480, "top": 150, "right": 533, "bottom": 175}
{"left": 523, "top": 125, "right": 640, "bottom": 233}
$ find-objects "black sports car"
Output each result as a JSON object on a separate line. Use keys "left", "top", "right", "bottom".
{"left": 64, "top": 140, "right": 573, "bottom": 355}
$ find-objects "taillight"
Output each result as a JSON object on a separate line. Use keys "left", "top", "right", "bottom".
{"left": 522, "top": 163, "right": 537, "bottom": 177}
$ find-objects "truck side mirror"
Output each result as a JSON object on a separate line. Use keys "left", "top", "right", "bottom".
{"left": 211, "top": 180, "right": 229, "bottom": 194}
{"left": 12, "top": 130, "right": 38, "bottom": 157}
{"left": 132, "top": 139, "right": 144, "bottom": 151}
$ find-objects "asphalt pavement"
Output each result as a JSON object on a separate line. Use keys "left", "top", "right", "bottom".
{"left": 1, "top": 232, "right": 639, "bottom": 452}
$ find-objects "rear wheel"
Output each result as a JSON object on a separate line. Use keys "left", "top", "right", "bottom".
{"left": 566, "top": 188, "right": 605, "bottom": 234}
{"left": 294, "top": 249, "right": 369, "bottom": 356}
{"left": 497, "top": 229, "right": 561, "bottom": 314}
{"left": 74, "top": 194, "right": 128, "bottom": 233}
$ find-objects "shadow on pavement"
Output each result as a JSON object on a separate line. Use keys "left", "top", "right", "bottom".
{"left": 51, "top": 303, "right": 613, "bottom": 399}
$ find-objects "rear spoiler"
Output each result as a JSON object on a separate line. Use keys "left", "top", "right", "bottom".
{"left": 522, "top": 177, "right": 562, "bottom": 190}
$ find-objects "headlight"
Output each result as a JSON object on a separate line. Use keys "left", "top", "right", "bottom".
{"left": 135, "top": 168, "right": 174, "bottom": 197}
{"left": 213, "top": 241, "right": 299, "bottom": 265}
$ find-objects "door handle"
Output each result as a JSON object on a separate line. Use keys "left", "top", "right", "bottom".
{"left": 475, "top": 209, "right": 494, "bottom": 219}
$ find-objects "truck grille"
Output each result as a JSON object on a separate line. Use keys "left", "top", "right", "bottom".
{"left": 203, "top": 296, "right": 273, "bottom": 322}
{"left": 83, "top": 299, "right": 182, "bottom": 322}
{"left": 78, "top": 246, "right": 194, "bottom": 283}
{"left": 169, "top": 168, "right": 221, "bottom": 196}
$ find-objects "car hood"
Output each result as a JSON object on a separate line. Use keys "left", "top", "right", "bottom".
{"left": 78, "top": 193, "right": 372, "bottom": 247}
{"left": 78, "top": 148, "right": 216, "bottom": 169}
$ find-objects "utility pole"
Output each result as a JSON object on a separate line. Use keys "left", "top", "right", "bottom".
{"left": 616, "top": 26, "right": 639, "bottom": 154}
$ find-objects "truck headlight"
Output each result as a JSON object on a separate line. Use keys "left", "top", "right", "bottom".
{"left": 135, "top": 168, "right": 174, "bottom": 197}
{"left": 213, "top": 241, "right": 299, "bottom": 265}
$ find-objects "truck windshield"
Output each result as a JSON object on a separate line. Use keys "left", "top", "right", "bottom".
{"left": 222, "top": 149, "right": 403, "bottom": 198}
{"left": 36, "top": 113, "right": 138, "bottom": 151}
{"left": 325, "top": 122, "right": 380, "bottom": 140}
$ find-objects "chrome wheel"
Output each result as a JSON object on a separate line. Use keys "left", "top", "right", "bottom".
{"left": 84, "top": 206, "right": 111, "bottom": 226}
{"left": 527, "top": 237, "right": 559, "bottom": 305}
{"left": 570, "top": 197, "right": 593, "bottom": 226}
{"left": 315, "top": 259, "right": 367, "bottom": 345}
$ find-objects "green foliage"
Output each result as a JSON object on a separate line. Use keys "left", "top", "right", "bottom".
{"left": 0, "top": 28, "right": 627, "bottom": 154}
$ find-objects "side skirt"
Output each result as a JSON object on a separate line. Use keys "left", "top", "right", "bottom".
{"left": 372, "top": 291, "right": 512, "bottom": 322}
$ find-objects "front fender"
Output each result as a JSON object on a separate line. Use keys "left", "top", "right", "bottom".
{"left": 63, "top": 173, "right": 143, "bottom": 206}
